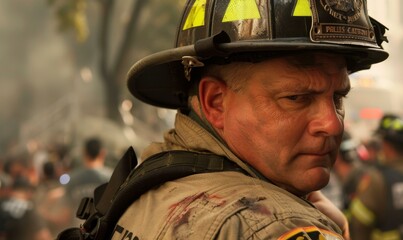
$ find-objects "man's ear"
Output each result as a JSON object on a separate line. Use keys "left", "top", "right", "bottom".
{"left": 198, "top": 77, "right": 226, "bottom": 130}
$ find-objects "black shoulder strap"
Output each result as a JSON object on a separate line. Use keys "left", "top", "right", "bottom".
{"left": 57, "top": 148, "right": 247, "bottom": 240}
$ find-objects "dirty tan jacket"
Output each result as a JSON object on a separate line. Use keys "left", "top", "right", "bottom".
{"left": 112, "top": 113, "right": 344, "bottom": 240}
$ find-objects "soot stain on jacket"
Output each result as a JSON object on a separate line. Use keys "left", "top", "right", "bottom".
{"left": 238, "top": 197, "right": 271, "bottom": 215}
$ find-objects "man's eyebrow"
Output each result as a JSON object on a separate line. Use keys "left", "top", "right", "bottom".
{"left": 290, "top": 84, "right": 352, "bottom": 95}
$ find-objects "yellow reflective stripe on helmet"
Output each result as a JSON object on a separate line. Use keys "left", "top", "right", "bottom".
{"left": 372, "top": 229, "right": 401, "bottom": 240}
{"left": 350, "top": 198, "right": 375, "bottom": 226}
{"left": 183, "top": 0, "right": 206, "bottom": 30}
{"left": 222, "top": 0, "right": 261, "bottom": 22}
{"left": 293, "top": 0, "right": 312, "bottom": 16}
{"left": 381, "top": 117, "right": 403, "bottom": 131}
{"left": 392, "top": 119, "right": 403, "bottom": 130}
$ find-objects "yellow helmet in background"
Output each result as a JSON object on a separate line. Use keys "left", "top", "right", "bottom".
{"left": 127, "top": 0, "right": 389, "bottom": 109}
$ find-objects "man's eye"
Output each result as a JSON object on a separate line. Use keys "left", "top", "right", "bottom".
{"left": 334, "top": 94, "right": 347, "bottom": 110}
{"left": 286, "top": 95, "right": 299, "bottom": 101}
{"left": 285, "top": 95, "right": 312, "bottom": 103}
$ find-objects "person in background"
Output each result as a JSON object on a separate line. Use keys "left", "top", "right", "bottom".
{"left": 349, "top": 114, "right": 403, "bottom": 240}
{"left": 0, "top": 156, "right": 11, "bottom": 198}
{"left": 35, "top": 160, "right": 71, "bottom": 238}
{"left": 323, "top": 131, "right": 371, "bottom": 216}
{"left": 362, "top": 138, "right": 382, "bottom": 166}
{"left": 63, "top": 137, "right": 113, "bottom": 226}
{"left": 0, "top": 175, "right": 52, "bottom": 240}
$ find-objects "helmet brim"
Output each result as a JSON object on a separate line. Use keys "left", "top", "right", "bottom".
{"left": 127, "top": 40, "right": 388, "bottom": 109}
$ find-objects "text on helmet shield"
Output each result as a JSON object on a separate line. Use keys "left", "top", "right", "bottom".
{"left": 309, "top": 0, "right": 377, "bottom": 47}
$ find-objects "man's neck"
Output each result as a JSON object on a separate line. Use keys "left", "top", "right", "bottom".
{"left": 85, "top": 158, "right": 104, "bottom": 168}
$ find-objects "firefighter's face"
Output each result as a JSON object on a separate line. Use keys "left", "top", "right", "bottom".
{"left": 200, "top": 53, "right": 350, "bottom": 196}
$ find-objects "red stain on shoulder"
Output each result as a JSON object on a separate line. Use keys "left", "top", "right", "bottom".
{"left": 168, "top": 192, "right": 204, "bottom": 215}
{"left": 168, "top": 192, "right": 226, "bottom": 231}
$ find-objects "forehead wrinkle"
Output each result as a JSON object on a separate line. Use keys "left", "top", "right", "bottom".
{"left": 257, "top": 65, "right": 321, "bottom": 93}
{"left": 259, "top": 67, "right": 349, "bottom": 95}
{"left": 254, "top": 60, "right": 300, "bottom": 91}
{"left": 247, "top": 53, "right": 349, "bottom": 92}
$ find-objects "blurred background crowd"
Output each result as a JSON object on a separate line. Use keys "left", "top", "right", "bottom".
{"left": 0, "top": 136, "right": 114, "bottom": 239}
{"left": 1, "top": 0, "right": 403, "bottom": 239}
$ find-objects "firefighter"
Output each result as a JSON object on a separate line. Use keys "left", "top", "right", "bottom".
{"left": 327, "top": 130, "right": 371, "bottom": 215}
{"left": 66, "top": 0, "right": 389, "bottom": 239}
{"left": 349, "top": 114, "right": 403, "bottom": 240}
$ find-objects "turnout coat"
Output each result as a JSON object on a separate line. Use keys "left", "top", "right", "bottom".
{"left": 112, "top": 113, "right": 344, "bottom": 240}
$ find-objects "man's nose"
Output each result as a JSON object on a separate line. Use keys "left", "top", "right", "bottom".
{"left": 308, "top": 101, "right": 344, "bottom": 137}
